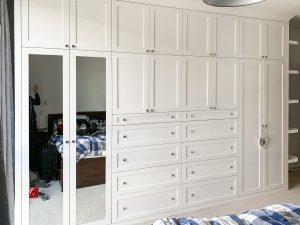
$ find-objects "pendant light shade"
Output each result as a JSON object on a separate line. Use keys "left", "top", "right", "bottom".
{"left": 203, "top": 0, "right": 265, "bottom": 7}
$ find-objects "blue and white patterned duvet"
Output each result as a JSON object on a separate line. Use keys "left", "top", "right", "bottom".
{"left": 153, "top": 204, "right": 300, "bottom": 225}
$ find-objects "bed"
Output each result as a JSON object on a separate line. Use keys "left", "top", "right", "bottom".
{"left": 47, "top": 111, "right": 106, "bottom": 190}
{"left": 153, "top": 204, "right": 300, "bottom": 225}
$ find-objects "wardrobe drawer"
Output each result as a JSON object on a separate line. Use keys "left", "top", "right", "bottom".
{"left": 112, "top": 165, "right": 181, "bottom": 195}
{"left": 112, "top": 144, "right": 181, "bottom": 172}
{"left": 113, "top": 112, "right": 181, "bottom": 125}
{"left": 183, "top": 110, "right": 239, "bottom": 121}
{"left": 112, "top": 123, "right": 181, "bottom": 148}
{"left": 183, "top": 158, "right": 237, "bottom": 183}
{"left": 182, "top": 138, "right": 238, "bottom": 162}
{"left": 182, "top": 119, "right": 238, "bottom": 142}
{"left": 112, "top": 186, "right": 182, "bottom": 222}
{"left": 183, "top": 177, "right": 237, "bottom": 207}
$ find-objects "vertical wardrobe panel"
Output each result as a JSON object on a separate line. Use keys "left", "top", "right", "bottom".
{"left": 215, "top": 58, "right": 239, "bottom": 109}
{"left": 265, "top": 61, "right": 285, "bottom": 190}
{"left": 183, "top": 10, "right": 212, "bottom": 56}
{"left": 149, "top": 55, "right": 182, "bottom": 112}
{"left": 240, "top": 60, "right": 263, "bottom": 195}
{"left": 70, "top": 0, "right": 111, "bottom": 51}
{"left": 112, "top": 53, "right": 149, "bottom": 114}
{"left": 214, "top": 15, "right": 239, "bottom": 58}
{"left": 150, "top": 6, "right": 182, "bottom": 55}
{"left": 22, "top": 0, "right": 69, "bottom": 48}
{"left": 112, "top": 1, "right": 150, "bottom": 53}
{"left": 240, "top": 18, "right": 264, "bottom": 59}
{"left": 182, "top": 57, "right": 213, "bottom": 111}
{"left": 266, "top": 21, "right": 285, "bottom": 60}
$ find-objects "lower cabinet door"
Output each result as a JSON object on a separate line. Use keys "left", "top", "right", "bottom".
{"left": 112, "top": 186, "right": 182, "bottom": 222}
{"left": 183, "top": 177, "right": 237, "bottom": 207}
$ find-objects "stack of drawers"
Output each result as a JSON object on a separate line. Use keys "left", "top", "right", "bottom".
{"left": 112, "top": 112, "right": 183, "bottom": 222}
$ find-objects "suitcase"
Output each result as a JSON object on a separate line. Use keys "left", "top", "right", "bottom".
{"left": 39, "top": 144, "right": 58, "bottom": 182}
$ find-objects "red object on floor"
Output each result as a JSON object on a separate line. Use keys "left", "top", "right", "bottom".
{"left": 29, "top": 187, "right": 39, "bottom": 198}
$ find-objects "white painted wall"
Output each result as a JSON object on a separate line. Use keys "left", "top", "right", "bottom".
{"left": 29, "top": 55, "right": 106, "bottom": 129}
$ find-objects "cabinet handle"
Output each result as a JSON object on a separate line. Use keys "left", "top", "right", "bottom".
{"left": 171, "top": 132, "right": 175, "bottom": 135}
{"left": 230, "top": 127, "right": 234, "bottom": 130}
{"left": 171, "top": 174, "right": 176, "bottom": 177}
{"left": 191, "top": 194, "right": 195, "bottom": 197}
{"left": 230, "top": 165, "right": 234, "bottom": 169}
{"left": 123, "top": 181, "right": 127, "bottom": 185}
{"left": 190, "top": 115, "right": 195, "bottom": 118}
{"left": 171, "top": 152, "right": 175, "bottom": 156}
{"left": 122, "top": 118, "right": 127, "bottom": 122}
{"left": 72, "top": 44, "right": 76, "bottom": 48}
{"left": 151, "top": 50, "right": 155, "bottom": 53}
{"left": 150, "top": 109, "right": 154, "bottom": 112}
{"left": 171, "top": 115, "right": 175, "bottom": 119}
{"left": 190, "top": 151, "right": 195, "bottom": 154}
{"left": 230, "top": 146, "right": 234, "bottom": 150}
{"left": 122, "top": 158, "right": 127, "bottom": 162}
{"left": 65, "top": 140, "right": 69, "bottom": 144}
{"left": 122, "top": 207, "right": 127, "bottom": 211}
{"left": 72, "top": 140, "right": 76, "bottom": 143}
{"left": 65, "top": 44, "right": 69, "bottom": 48}
{"left": 230, "top": 187, "right": 234, "bottom": 190}
{"left": 191, "top": 171, "right": 195, "bottom": 174}
{"left": 172, "top": 197, "right": 176, "bottom": 201}
{"left": 190, "top": 130, "right": 195, "bottom": 133}
{"left": 146, "top": 109, "right": 150, "bottom": 113}
{"left": 230, "top": 113, "right": 234, "bottom": 116}
{"left": 123, "top": 135, "right": 127, "bottom": 139}
{"left": 146, "top": 50, "right": 150, "bottom": 53}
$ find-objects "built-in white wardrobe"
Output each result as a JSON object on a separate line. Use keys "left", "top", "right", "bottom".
{"left": 15, "top": 0, "right": 288, "bottom": 225}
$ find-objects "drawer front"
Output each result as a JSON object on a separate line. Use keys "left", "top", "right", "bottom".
{"left": 183, "top": 119, "right": 238, "bottom": 142}
{"left": 113, "top": 112, "right": 181, "bottom": 125}
{"left": 183, "top": 158, "right": 237, "bottom": 183}
{"left": 183, "top": 110, "right": 239, "bottom": 121}
{"left": 113, "top": 123, "right": 181, "bottom": 148}
{"left": 112, "top": 144, "right": 181, "bottom": 172}
{"left": 112, "top": 186, "right": 182, "bottom": 222}
{"left": 183, "top": 138, "right": 238, "bottom": 162}
{"left": 184, "top": 177, "right": 237, "bottom": 207}
{"left": 112, "top": 165, "right": 181, "bottom": 195}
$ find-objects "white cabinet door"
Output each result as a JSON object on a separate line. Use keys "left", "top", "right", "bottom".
{"left": 183, "top": 10, "right": 212, "bottom": 56}
{"left": 240, "top": 18, "right": 264, "bottom": 59}
{"left": 149, "top": 55, "right": 182, "bottom": 112}
{"left": 150, "top": 6, "right": 182, "bottom": 55}
{"left": 112, "top": 1, "right": 150, "bottom": 53}
{"left": 182, "top": 57, "right": 213, "bottom": 111}
{"left": 240, "top": 59, "right": 264, "bottom": 195}
{"left": 264, "top": 61, "right": 285, "bottom": 191}
{"left": 70, "top": 0, "right": 111, "bottom": 51}
{"left": 266, "top": 21, "right": 285, "bottom": 60}
{"left": 214, "top": 58, "right": 239, "bottom": 109}
{"left": 112, "top": 53, "right": 149, "bottom": 114}
{"left": 214, "top": 15, "right": 239, "bottom": 57}
{"left": 22, "top": 0, "right": 69, "bottom": 48}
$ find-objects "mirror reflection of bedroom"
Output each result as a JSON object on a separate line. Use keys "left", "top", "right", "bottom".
{"left": 28, "top": 54, "right": 106, "bottom": 225}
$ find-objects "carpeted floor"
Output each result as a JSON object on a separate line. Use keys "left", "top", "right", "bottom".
{"left": 30, "top": 181, "right": 106, "bottom": 225}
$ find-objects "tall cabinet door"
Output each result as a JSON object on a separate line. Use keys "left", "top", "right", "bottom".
{"left": 183, "top": 10, "right": 212, "bottom": 56}
{"left": 214, "top": 58, "right": 239, "bottom": 109}
{"left": 213, "top": 15, "right": 239, "bottom": 58}
{"left": 240, "top": 59, "right": 264, "bottom": 195}
{"left": 112, "top": 1, "right": 150, "bottom": 53}
{"left": 70, "top": 0, "right": 111, "bottom": 51}
{"left": 264, "top": 61, "right": 285, "bottom": 191}
{"left": 112, "top": 53, "right": 150, "bottom": 114}
{"left": 22, "top": 0, "right": 69, "bottom": 48}
{"left": 182, "top": 57, "right": 213, "bottom": 111}
{"left": 149, "top": 55, "right": 182, "bottom": 112}
{"left": 150, "top": 6, "right": 182, "bottom": 55}
{"left": 240, "top": 18, "right": 264, "bottom": 59}
{"left": 265, "top": 21, "right": 285, "bottom": 60}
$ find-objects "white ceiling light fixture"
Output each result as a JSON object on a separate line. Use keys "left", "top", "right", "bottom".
{"left": 203, "top": 0, "right": 265, "bottom": 7}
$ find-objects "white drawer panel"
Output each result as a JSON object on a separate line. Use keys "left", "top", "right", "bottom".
{"left": 183, "top": 158, "right": 237, "bottom": 183}
{"left": 183, "top": 110, "right": 239, "bottom": 121}
{"left": 113, "top": 112, "right": 181, "bottom": 125}
{"left": 112, "top": 186, "right": 182, "bottom": 222}
{"left": 113, "top": 123, "right": 181, "bottom": 148}
{"left": 113, "top": 165, "right": 181, "bottom": 195}
{"left": 183, "top": 119, "right": 238, "bottom": 142}
{"left": 183, "top": 138, "right": 238, "bottom": 162}
{"left": 184, "top": 177, "right": 237, "bottom": 207}
{"left": 112, "top": 143, "right": 181, "bottom": 172}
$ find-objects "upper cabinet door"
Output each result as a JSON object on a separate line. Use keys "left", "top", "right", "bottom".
{"left": 150, "top": 6, "right": 183, "bottom": 55}
{"left": 70, "top": 0, "right": 111, "bottom": 51}
{"left": 183, "top": 10, "right": 212, "bottom": 57}
{"left": 112, "top": 1, "right": 150, "bottom": 53}
{"left": 149, "top": 55, "right": 182, "bottom": 112}
{"left": 265, "top": 21, "right": 285, "bottom": 60}
{"left": 182, "top": 57, "right": 213, "bottom": 111}
{"left": 22, "top": 0, "right": 69, "bottom": 49}
{"left": 214, "top": 58, "right": 239, "bottom": 109}
{"left": 214, "top": 15, "right": 239, "bottom": 58}
{"left": 240, "top": 18, "right": 264, "bottom": 59}
{"left": 112, "top": 53, "right": 150, "bottom": 114}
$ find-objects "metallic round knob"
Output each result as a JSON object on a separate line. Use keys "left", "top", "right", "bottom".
{"left": 171, "top": 174, "right": 175, "bottom": 177}
{"left": 230, "top": 146, "right": 234, "bottom": 150}
{"left": 123, "top": 135, "right": 127, "bottom": 139}
{"left": 172, "top": 197, "right": 175, "bottom": 201}
{"left": 191, "top": 171, "right": 195, "bottom": 174}
{"left": 65, "top": 44, "right": 69, "bottom": 48}
{"left": 146, "top": 109, "right": 150, "bottom": 113}
{"left": 122, "top": 207, "right": 127, "bottom": 211}
{"left": 123, "top": 181, "right": 127, "bottom": 185}
{"left": 171, "top": 152, "right": 175, "bottom": 156}
{"left": 190, "top": 151, "right": 194, "bottom": 154}
{"left": 72, "top": 44, "right": 76, "bottom": 48}
{"left": 171, "top": 132, "right": 175, "bottom": 135}
{"left": 171, "top": 115, "right": 175, "bottom": 119}
{"left": 191, "top": 194, "right": 195, "bottom": 197}
{"left": 150, "top": 109, "right": 154, "bottom": 112}
{"left": 230, "top": 165, "right": 234, "bottom": 169}
{"left": 66, "top": 140, "right": 69, "bottom": 144}
{"left": 122, "top": 118, "right": 127, "bottom": 122}
{"left": 230, "top": 187, "right": 234, "bottom": 190}
{"left": 122, "top": 158, "right": 127, "bottom": 162}
{"left": 151, "top": 50, "right": 155, "bottom": 53}
{"left": 72, "top": 140, "right": 75, "bottom": 143}
{"left": 146, "top": 50, "right": 150, "bottom": 53}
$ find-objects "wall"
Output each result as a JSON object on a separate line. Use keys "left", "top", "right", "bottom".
{"left": 29, "top": 55, "right": 106, "bottom": 130}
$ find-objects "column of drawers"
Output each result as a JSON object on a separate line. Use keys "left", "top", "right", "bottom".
{"left": 181, "top": 110, "right": 240, "bottom": 207}
{"left": 111, "top": 112, "right": 183, "bottom": 222}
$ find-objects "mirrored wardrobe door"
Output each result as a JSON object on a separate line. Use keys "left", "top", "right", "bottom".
{"left": 22, "top": 48, "right": 71, "bottom": 225}
{"left": 69, "top": 50, "right": 111, "bottom": 225}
